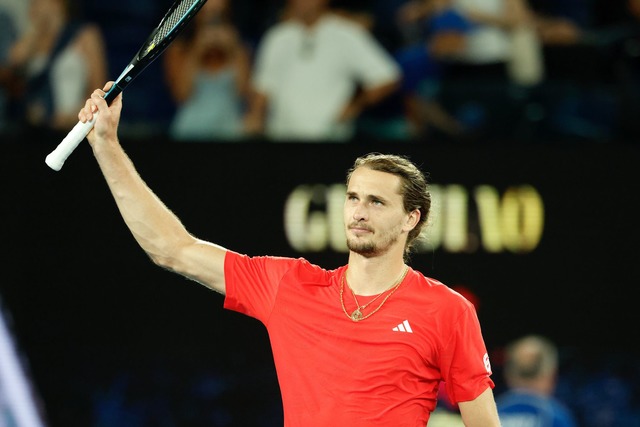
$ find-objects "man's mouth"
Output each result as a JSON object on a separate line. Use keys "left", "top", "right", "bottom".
{"left": 349, "top": 224, "right": 373, "bottom": 234}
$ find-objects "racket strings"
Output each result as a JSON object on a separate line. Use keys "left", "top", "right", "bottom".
{"left": 151, "top": 0, "right": 201, "bottom": 49}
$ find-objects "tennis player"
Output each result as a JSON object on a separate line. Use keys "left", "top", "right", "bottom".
{"left": 77, "top": 82, "right": 501, "bottom": 426}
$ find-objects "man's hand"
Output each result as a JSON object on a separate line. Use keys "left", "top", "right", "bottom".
{"left": 79, "top": 81, "right": 124, "bottom": 148}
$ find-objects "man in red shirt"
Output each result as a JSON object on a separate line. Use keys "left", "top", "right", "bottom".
{"left": 76, "top": 82, "right": 501, "bottom": 426}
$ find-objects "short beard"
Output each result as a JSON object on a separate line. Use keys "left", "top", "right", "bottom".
{"left": 346, "top": 238, "right": 377, "bottom": 256}
{"left": 346, "top": 233, "right": 398, "bottom": 257}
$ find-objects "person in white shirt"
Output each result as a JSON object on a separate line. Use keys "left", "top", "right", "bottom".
{"left": 8, "top": 0, "right": 107, "bottom": 130}
{"left": 245, "top": 0, "right": 401, "bottom": 142}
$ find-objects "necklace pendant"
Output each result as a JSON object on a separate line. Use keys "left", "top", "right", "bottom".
{"left": 350, "top": 309, "right": 363, "bottom": 322}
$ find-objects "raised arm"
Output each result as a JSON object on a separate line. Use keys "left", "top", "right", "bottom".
{"left": 79, "top": 83, "right": 228, "bottom": 294}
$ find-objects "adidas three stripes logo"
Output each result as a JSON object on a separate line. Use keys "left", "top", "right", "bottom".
{"left": 392, "top": 320, "right": 413, "bottom": 333}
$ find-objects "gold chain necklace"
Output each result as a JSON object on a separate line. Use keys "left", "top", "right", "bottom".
{"left": 340, "top": 266, "right": 409, "bottom": 322}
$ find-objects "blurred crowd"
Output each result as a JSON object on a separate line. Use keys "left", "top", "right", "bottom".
{"left": 1, "top": 0, "right": 639, "bottom": 144}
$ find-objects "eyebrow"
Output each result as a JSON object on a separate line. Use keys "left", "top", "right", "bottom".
{"left": 346, "top": 190, "right": 389, "bottom": 203}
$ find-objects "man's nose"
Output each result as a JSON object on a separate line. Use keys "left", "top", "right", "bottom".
{"left": 352, "top": 203, "right": 368, "bottom": 221}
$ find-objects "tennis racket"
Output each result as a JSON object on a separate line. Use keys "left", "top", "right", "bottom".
{"left": 45, "top": 0, "right": 208, "bottom": 171}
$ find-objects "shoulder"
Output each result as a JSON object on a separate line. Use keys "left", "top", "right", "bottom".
{"left": 226, "top": 251, "right": 336, "bottom": 279}
{"left": 254, "top": 21, "right": 296, "bottom": 57}
{"left": 318, "top": 14, "right": 371, "bottom": 40}
{"left": 409, "top": 269, "right": 475, "bottom": 308}
{"left": 287, "top": 256, "right": 331, "bottom": 276}
{"left": 226, "top": 250, "right": 301, "bottom": 269}
{"left": 226, "top": 251, "right": 344, "bottom": 290}
{"left": 320, "top": 14, "right": 364, "bottom": 32}
{"left": 261, "top": 20, "right": 298, "bottom": 42}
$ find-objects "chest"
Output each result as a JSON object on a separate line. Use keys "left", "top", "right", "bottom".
{"left": 271, "top": 29, "right": 352, "bottom": 76}
{"left": 267, "top": 281, "right": 444, "bottom": 379}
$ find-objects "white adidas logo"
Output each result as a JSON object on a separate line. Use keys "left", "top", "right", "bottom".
{"left": 392, "top": 320, "right": 413, "bottom": 333}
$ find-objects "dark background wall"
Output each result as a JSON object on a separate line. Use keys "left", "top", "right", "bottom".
{"left": 1, "top": 138, "right": 639, "bottom": 426}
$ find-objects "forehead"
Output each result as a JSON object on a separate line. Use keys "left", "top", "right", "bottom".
{"left": 347, "top": 167, "right": 403, "bottom": 198}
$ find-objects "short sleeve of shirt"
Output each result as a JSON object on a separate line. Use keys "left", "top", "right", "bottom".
{"left": 439, "top": 298, "right": 494, "bottom": 403}
{"left": 223, "top": 250, "right": 300, "bottom": 324}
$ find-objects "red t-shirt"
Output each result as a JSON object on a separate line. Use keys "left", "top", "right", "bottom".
{"left": 223, "top": 251, "right": 494, "bottom": 426}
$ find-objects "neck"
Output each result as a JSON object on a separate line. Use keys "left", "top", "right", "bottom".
{"left": 346, "top": 252, "right": 407, "bottom": 296}
{"left": 293, "top": 9, "right": 326, "bottom": 28}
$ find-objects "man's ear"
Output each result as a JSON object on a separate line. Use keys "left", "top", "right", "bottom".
{"left": 404, "top": 209, "right": 421, "bottom": 232}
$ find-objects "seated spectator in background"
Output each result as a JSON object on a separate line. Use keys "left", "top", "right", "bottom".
{"left": 450, "top": 0, "right": 582, "bottom": 85}
{"left": 394, "top": 0, "right": 543, "bottom": 143}
{"left": 443, "top": 0, "right": 520, "bottom": 81}
{"left": 245, "top": 0, "right": 401, "bottom": 142}
{"left": 8, "top": 0, "right": 107, "bottom": 131}
{"left": 395, "top": 0, "right": 471, "bottom": 139}
{"left": 395, "top": 0, "right": 587, "bottom": 141}
{"left": 496, "top": 334, "right": 578, "bottom": 427}
{"left": 163, "top": 0, "right": 252, "bottom": 142}
{"left": 400, "top": 0, "right": 579, "bottom": 83}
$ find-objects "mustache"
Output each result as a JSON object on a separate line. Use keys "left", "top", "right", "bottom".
{"left": 348, "top": 222, "right": 373, "bottom": 232}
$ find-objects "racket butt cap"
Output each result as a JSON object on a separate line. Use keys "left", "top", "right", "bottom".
{"left": 45, "top": 154, "right": 64, "bottom": 171}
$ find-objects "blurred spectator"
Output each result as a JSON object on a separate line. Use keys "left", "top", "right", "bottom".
{"left": 444, "top": 0, "right": 543, "bottom": 86}
{"left": 438, "top": 0, "right": 514, "bottom": 81}
{"left": 245, "top": 0, "right": 401, "bottom": 142}
{"left": 0, "top": 5, "right": 18, "bottom": 132}
{"left": 8, "top": 0, "right": 107, "bottom": 131}
{"left": 396, "top": 0, "right": 591, "bottom": 141}
{"left": 394, "top": 0, "right": 472, "bottom": 139}
{"left": 410, "top": 0, "right": 581, "bottom": 83}
{"left": 163, "top": 0, "right": 253, "bottom": 142}
{"left": 390, "top": 0, "right": 541, "bottom": 142}
{"left": 496, "top": 334, "right": 578, "bottom": 427}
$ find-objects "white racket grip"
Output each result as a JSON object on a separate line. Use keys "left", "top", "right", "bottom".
{"left": 45, "top": 115, "right": 98, "bottom": 171}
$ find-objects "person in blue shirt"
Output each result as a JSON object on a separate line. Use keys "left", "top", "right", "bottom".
{"left": 496, "top": 334, "right": 578, "bottom": 427}
{"left": 392, "top": 2, "right": 474, "bottom": 139}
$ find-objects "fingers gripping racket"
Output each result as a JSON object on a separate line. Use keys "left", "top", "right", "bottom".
{"left": 45, "top": 0, "right": 208, "bottom": 171}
